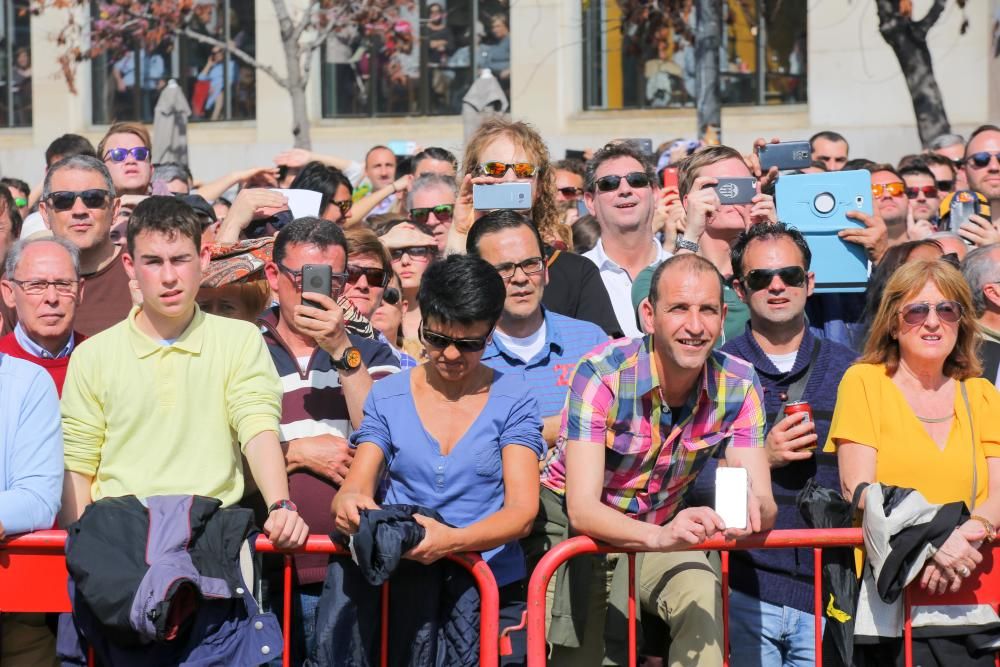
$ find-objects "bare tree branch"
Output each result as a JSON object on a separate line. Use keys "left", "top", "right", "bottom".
{"left": 179, "top": 27, "right": 290, "bottom": 88}
{"left": 914, "top": 0, "right": 948, "bottom": 40}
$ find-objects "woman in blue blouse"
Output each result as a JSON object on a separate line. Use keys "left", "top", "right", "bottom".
{"left": 332, "top": 254, "right": 545, "bottom": 659}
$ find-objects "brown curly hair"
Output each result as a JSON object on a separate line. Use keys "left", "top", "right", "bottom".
{"left": 462, "top": 118, "right": 572, "bottom": 250}
{"left": 860, "top": 259, "right": 982, "bottom": 380}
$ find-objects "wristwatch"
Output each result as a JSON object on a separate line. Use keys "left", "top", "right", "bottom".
{"left": 331, "top": 346, "right": 362, "bottom": 372}
{"left": 674, "top": 237, "right": 700, "bottom": 253}
{"left": 267, "top": 499, "right": 298, "bottom": 514}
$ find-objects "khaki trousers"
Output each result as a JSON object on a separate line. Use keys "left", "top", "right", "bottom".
{"left": 0, "top": 613, "right": 59, "bottom": 667}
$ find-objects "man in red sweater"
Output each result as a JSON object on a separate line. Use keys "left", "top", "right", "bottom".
{"left": 0, "top": 236, "right": 85, "bottom": 394}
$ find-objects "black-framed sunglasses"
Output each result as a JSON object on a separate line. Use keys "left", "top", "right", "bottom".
{"left": 900, "top": 300, "right": 962, "bottom": 326}
{"left": 558, "top": 186, "right": 584, "bottom": 198}
{"left": 742, "top": 266, "right": 807, "bottom": 291}
{"left": 275, "top": 262, "right": 349, "bottom": 293}
{"left": 419, "top": 321, "right": 491, "bottom": 352}
{"left": 331, "top": 199, "right": 352, "bottom": 216}
{"left": 935, "top": 179, "right": 954, "bottom": 192}
{"left": 389, "top": 246, "right": 436, "bottom": 262}
{"left": 410, "top": 204, "right": 454, "bottom": 224}
{"left": 493, "top": 256, "right": 545, "bottom": 281}
{"left": 104, "top": 147, "right": 151, "bottom": 163}
{"left": 46, "top": 189, "right": 112, "bottom": 212}
{"left": 594, "top": 172, "right": 651, "bottom": 193}
{"left": 966, "top": 152, "right": 1000, "bottom": 169}
{"left": 346, "top": 264, "right": 389, "bottom": 287}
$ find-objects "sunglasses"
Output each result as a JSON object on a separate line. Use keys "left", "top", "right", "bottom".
{"left": 872, "top": 182, "right": 905, "bottom": 198}
{"left": 595, "top": 172, "right": 651, "bottom": 193}
{"left": 420, "top": 321, "right": 491, "bottom": 352}
{"left": 410, "top": 204, "right": 454, "bottom": 224}
{"left": 13, "top": 197, "right": 27, "bottom": 208}
{"left": 382, "top": 287, "right": 401, "bottom": 306}
{"left": 558, "top": 186, "right": 584, "bottom": 198}
{"left": 899, "top": 300, "right": 963, "bottom": 326}
{"left": 104, "top": 147, "right": 151, "bottom": 163}
{"left": 347, "top": 264, "right": 389, "bottom": 287}
{"left": 935, "top": 180, "right": 954, "bottom": 192}
{"left": 966, "top": 152, "right": 1000, "bottom": 169}
{"left": 389, "top": 246, "right": 436, "bottom": 262}
{"left": 479, "top": 162, "right": 537, "bottom": 178}
{"left": 332, "top": 199, "right": 352, "bottom": 216}
{"left": 46, "top": 189, "right": 112, "bottom": 211}
{"left": 904, "top": 185, "right": 938, "bottom": 199}
{"left": 742, "top": 266, "right": 807, "bottom": 291}
{"left": 276, "top": 262, "right": 349, "bottom": 293}
{"left": 493, "top": 256, "right": 545, "bottom": 281}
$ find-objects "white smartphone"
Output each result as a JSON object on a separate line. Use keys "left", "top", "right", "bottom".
{"left": 472, "top": 182, "right": 533, "bottom": 210}
{"left": 714, "top": 467, "right": 748, "bottom": 530}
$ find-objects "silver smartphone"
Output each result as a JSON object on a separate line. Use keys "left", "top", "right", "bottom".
{"left": 473, "top": 182, "right": 533, "bottom": 210}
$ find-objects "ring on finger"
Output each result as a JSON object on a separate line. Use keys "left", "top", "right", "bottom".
{"left": 959, "top": 566, "right": 971, "bottom": 578}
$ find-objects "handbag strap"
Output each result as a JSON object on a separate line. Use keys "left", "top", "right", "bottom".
{"left": 961, "top": 380, "right": 977, "bottom": 510}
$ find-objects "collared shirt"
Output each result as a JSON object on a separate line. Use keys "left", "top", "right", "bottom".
{"left": 540, "top": 336, "right": 765, "bottom": 525}
{"left": 14, "top": 322, "right": 75, "bottom": 359}
{"left": 481, "top": 309, "right": 607, "bottom": 418}
{"left": 582, "top": 238, "right": 671, "bottom": 338}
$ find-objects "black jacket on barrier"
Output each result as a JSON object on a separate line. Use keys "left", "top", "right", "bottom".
{"left": 309, "top": 505, "right": 480, "bottom": 667}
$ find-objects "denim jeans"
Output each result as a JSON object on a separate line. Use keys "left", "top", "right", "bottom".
{"left": 727, "top": 588, "right": 819, "bottom": 667}
{"left": 268, "top": 582, "right": 323, "bottom": 666}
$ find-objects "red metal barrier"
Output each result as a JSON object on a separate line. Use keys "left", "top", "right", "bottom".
{"left": 0, "top": 531, "right": 500, "bottom": 667}
{"left": 526, "top": 529, "right": 1000, "bottom": 666}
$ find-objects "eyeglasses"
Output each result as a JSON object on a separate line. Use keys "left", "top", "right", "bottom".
{"left": 410, "top": 204, "right": 454, "bottom": 224}
{"left": 872, "top": 182, "right": 905, "bottom": 198}
{"left": 103, "top": 147, "right": 151, "bottom": 163}
{"left": 332, "top": 199, "right": 352, "bottom": 216}
{"left": 276, "top": 262, "right": 349, "bottom": 293}
{"left": 493, "top": 256, "right": 545, "bottom": 281}
{"left": 742, "top": 266, "right": 807, "bottom": 291}
{"left": 966, "top": 152, "right": 1000, "bottom": 169}
{"left": 935, "top": 180, "right": 954, "bottom": 192}
{"left": 419, "top": 321, "right": 491, "bottom": 352}
{"left": 904, "top": 185, "right": 938, "bottom": 199}
{"left": 382, "top": 287, "right": 401, "bottom": 306}
{"left": 558, "top": 187, "right": 584, "bottom": 198}
{"left": 479, "top": 162, "right": 537, "bottom": 178}
{"left": 347, "top": 264, "right": 389, "bottom": 287}
{"left": 899, "top": 300, "right": 963, "bottom": 326}
{"left": 8, "top": 279, "right": 80, "bottom": 296}
{"left": 594, "top": 172, "right": 652, "bottom": 193}
{"left": 46, "top": 189, "right": 112, "bottom": 212}
{"left": 389, "top": 246, "right": 436, "bottom": 262}
{"left": 13, "top": 197, "right": 27, "bottom": 208}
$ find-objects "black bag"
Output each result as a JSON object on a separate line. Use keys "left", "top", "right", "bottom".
{"left": 797, "top": 479, "right": 866, "bottom": 667}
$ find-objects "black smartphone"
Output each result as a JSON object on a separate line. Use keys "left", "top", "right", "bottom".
{"left": 714, "top": 177, "right": 758, "bottom": 205}
{"left": 565, "top": 149, "right": 587, "bottom": 161}
{"left": 758, "top": 141, "right": 812, "bottom": 171}
{"left": 301, "top": 264, "right": 331, "bottom": 309}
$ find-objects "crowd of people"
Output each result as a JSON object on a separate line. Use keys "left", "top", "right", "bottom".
{"left": 1, "top": 117, "right": 1000, "bottom": 667}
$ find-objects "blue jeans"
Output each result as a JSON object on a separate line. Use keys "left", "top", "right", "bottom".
{"left": 727, "top": 589, "right": 819, "bottom": 667}
{"left": 268, "top": 583, "right": 323, "bottom": 666}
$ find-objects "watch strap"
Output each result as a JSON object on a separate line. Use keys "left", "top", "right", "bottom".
{"left": 674, "top": 237, "right": 700, "bottom": 253}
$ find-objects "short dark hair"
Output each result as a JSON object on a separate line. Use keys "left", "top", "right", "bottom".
{"left": 466, "top": 210, "right": 544, "bottom": 257}
{"left": 412, "top": 147, "right": 458, "bottom": 173}
{"left": 809, "top": 131, "right": 849, "bottom": 151}
{"left": 730, "top": 222, "right": 812, "bottom": 279}
{"left": 418, "top": 254, "right": 506, "bottom": 328}
{"left": 648, "top": 254, "right": 724, "bottom": 307}
{"left": 571, "top": 214, "right": 601, "bottom": 253}
{"left": 152, "top": 162, "right": 194, "bottom": 186}
{"left": 842, "top": 158, "right": 877, "bottom": 172}
{"left": 45, "top": 134, "right": 97, "bottom": 167}
{"left": 0, "top": 185, "right": 23, "bottom": 239}
{"left": 808, "top": 160, "right": 828, "bottom": 172}
{"left": 584, "top": 141, "right": 656, "bottom": 192}
{"left": 127, "top": 196, "right": 202, "bottom": 256}
{"left": 0, "top": 177, "right": 30, "bottom": 199}
{"left": 553, "top": 159, "right": 586, "bottom": 178}
{"left": 966, "top": 125, "right": 1000, "bottom": 157}
{"left": 273, "top": 216, "right": 348, "bottom": 266}
{"left": 869, "top": 163, "right": 903, "bottom": 180}
{"left": 920, "top": 153, "right": 957, "bottom": 175}
{"left": 289, "top": 162, "right": 351, "bottom": 216}
{"left": 898, "top": 163, "right": 936, "bottom": 181}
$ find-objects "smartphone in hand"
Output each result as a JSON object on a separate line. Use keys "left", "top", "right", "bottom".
{"left": 758, "top": 141, "right": 812, "bottom": 171}
{"left": 715, "top": 467, "right": 748, "bottom": 530}
{"left": 473, "top": 182, "right": 533, "bottom": 210}
{"left": 714, "top": 177, "right": 757, "bottom": 205}
{"left": 301, "top": 264, "right": 332, "bottom": 310}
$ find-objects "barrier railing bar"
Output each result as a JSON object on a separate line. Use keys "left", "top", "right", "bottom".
{"left": 627, "top": 552, "right": 637, "bottom": 667}
{"left": 380, "top": 583, "right": 390, "bottom": 667}
{"left": 814, "top": 547, "right": 823, "bottom": 667}
{"left": 282, "top": 554, "right": 293, "bottom": 667}
{"left": 721, "top": 550, "right": 730, "bottom": 667}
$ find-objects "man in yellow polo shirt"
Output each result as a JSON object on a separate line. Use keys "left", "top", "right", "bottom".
{"left": 59, "top": 195, "right": 307, "bottom": 549}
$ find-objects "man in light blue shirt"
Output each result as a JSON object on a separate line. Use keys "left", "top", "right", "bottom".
{"left": 467, "top": 210, "right": 607, "bottom": 447}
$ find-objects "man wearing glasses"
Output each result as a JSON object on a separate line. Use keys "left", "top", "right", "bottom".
{"left": 582, "top": 142, "right": 672, "bottom": 338}
{"left": 39, "top": 155, "right": 133, "bottom": 336}
{"left": 260, "top": 217, "right": 398, "bottom": 663}
{"left": 900, "top": 163, "right": 941, "bottom": 238}
{"left": 97, "top": 122, "right": 154, "bottom": 197}
{"left": 0, "top": 237, "right": 85, "bottom": 394}
{"left": 964, "top": 124, "right": 1000, "bottom": 229}
{"left": 868, "top": 164, "right": 912, "bottom": 248}
{"left": 408, "top": 174, "right": 457, "bottom": 253}
{"left": 467, "top": 210, "right": 606, "bottom": 448}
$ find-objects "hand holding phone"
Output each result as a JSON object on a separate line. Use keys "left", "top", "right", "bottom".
{"left": 713, "top": 177, "right": 757, "bottom": 205}
{"left": 757, "top": 141, "right": 812, "bottom": 171}
{"left": 301, "top": 264, "right": 332, "bottom": 310}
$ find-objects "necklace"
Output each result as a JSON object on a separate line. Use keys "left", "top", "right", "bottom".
{"left": 916, "top": 413, "right": 953, "bottom": 424}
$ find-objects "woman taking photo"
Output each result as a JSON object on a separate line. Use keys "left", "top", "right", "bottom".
{"left": 331, "top": 254, "right": 544, "bottom": 664}
{"left": 827, "top": 259, "right": 1000, "bottom": 665}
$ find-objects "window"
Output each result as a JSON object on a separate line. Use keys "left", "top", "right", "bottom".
{"left": 0, "top": 0, "right": 32, "bottom": 128}
{"left": 582, "top": 0, "right": 805, "bottom": 111}
{"left": 91, "top": 0, "right": 256, "bottom": 124}
{"left": 321, "top": 0, "right": 509, "bottom": 118}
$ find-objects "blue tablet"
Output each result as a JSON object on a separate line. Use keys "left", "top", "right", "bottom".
{"left": 776, "top": 170, "right": 873, "bottom": 293}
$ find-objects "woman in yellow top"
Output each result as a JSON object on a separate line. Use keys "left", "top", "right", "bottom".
{"left": 826, "top": 259, "right": 1000, "bottom": 664}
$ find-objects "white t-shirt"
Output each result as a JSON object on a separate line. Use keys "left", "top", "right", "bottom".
{"left": 766, "top": 350, "right": 798, "bottom": 373}
{"left": 494, "top": 321, "right": 547, "bottom": 363}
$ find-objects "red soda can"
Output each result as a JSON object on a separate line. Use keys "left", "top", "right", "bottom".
{"left": 784, "top": 400, "right": 813, "bottom": 424}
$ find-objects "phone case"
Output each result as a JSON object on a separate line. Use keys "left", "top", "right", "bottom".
{"left": 776, "top": 170, "right": 873, "bottom": 293}
{"left": 714, "top": 177, "right": 757, "bottom": 205}
{"left": 715, "top": 467, "right": 748, "bottom": 530}
{"left": 473, "top": 182, "right": 533, "bottom": 210}
{"left": 759, "top": 142, "right": 812, "bottom": 171}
